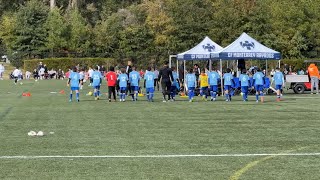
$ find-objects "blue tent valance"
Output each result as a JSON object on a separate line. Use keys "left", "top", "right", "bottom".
{"left": 211, "top": 32, "right": 281, "bottom": 60}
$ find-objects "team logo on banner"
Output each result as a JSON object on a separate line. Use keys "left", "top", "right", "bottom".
{"left": 202, "top": 44, "right": 215, "bottom": 52}
{"left": 240, "top": 41, "right": 255, "bottom": 50}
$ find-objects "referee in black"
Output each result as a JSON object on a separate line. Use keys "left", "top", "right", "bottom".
{"left": 158, "top": 61, "right": 174, "bottom": 102}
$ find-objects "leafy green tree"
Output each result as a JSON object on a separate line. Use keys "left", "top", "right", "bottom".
{"left": 45, "top": 7, "right": 68, "bottom": 56}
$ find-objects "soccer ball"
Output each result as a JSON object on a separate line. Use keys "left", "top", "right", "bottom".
{"left": 87, "top": 91, "right": 93, "bottom": 96}
{"left": 28, "top": 131, "right": 37, "bottom": 137}
{"left": 37, "top": 131, "right": 44, "bottom": 137}
{"left": 20, "top": 82, "right": 23, "bottom": 85}
{"left": 240, "top": 92, "right": 243, "bottom": 96}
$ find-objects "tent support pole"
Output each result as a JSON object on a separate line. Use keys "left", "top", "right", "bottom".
{"left": 169, "top": 56, "right": 172, "bottom": 68}
{"left": 236, "top": 60, "right": 239, "bottom": 77}
{"left": 184, "top": 60, "right": 186, "bottom": 93}
{"left": 209, "top": 60, "right": 212, "bottom": 71}
{"left": 220, "top": 59, "right": 224, "bottom": 96}
{"left": 266, "top": 60, "right": 268, "bottom": 76}
{"left": 278, "top": 60, "right": 281, "bottom": 68}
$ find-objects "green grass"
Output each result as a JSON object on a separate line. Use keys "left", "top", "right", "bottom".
{"left": 0, "top": 79, "right": 320, "bottom": 179}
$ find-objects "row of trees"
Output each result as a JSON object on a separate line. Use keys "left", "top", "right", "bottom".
{"left": 1, "top": 0, "right": 320, "bottom": 67}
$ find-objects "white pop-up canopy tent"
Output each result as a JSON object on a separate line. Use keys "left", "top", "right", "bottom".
{"left": 177, "top": 36, "right": 224, "bottom": 61}
{"left": 171, "top": 36, "right": 223, "bottom": 92}
{"left": 210, "top": 32, "right": 281, "bottom": 95}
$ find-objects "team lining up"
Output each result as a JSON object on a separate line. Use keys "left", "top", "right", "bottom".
{"left": 67, "top": 62, "right": 285, "bottom": 103}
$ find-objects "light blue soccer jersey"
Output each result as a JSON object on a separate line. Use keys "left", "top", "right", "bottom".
{"left": 118, "top": 74, "right": 128, "bottom": 88}
{"left": 70, "top": 72, "right": 80, "bottom": 87}
{"left": 144, "top": 71, "right": 155, "bottom": 88}
{"left": 253, "top": 72, "right": 265, "bottom": 85}
{"left": 92, "top": 71, "right": 102, "bottom": 87}
{"left": 239, "top": 74, "right": 249, "bottom": 87}
{"left": 186, "top": 73, "right": 196, "bottom": 88}
{"left": 208, "top": 71, "right": 220, "bottom": 85}
{"left": 223, "top": 73, "right": 234, "bottom": 86}
{"left": 273, "top": 71, "right": 284, "bottom": 85}
{"left": 172, "top": 72, "right": 178, "bottom": 86}
{"left": 129, "top": 71, "right": 140, "bottom": 86}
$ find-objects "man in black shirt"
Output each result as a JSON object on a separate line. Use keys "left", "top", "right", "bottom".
{"left": 158, "top": 61, "right": 174, "bottom": 102}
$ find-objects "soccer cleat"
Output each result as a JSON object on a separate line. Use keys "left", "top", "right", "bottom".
{"left": 69, "top": 99, "right": 72, "bottom": 102}
{"left": 189, "top": 99, "right": 192, "bottom": 102}
{"left": 162, "top": 100, "right": 167, "bottom": 102}
{"left": 108, "top": 99, "right": 111, "bottom": 102}
{"left": 77, "top": 99, "right": 80, "bottom": 102}
{"left": 95, "top": 97, "right": 98, "bottom": 101}
{"left": 225, "top": 99, "right": 229, "bottom": 102}
{"left": 256, "top": 100, "right": 259, "bottom": 103}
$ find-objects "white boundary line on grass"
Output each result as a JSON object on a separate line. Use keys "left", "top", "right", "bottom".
{"left": 1, "top": 153, "right": 320, "bottom": 159}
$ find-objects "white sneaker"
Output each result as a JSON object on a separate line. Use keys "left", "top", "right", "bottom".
{"left": 256, "top": 100, "right": 259, "bottom": 103}
{"left": 163, "top": 100, "right": 167, "bottom": 102}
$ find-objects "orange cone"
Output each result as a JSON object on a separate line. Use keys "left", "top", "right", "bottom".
{"left": 59, "top": 90, "right": 65, "bottom": 94}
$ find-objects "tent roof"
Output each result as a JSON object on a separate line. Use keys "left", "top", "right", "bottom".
{"left": 177, "top": 36, "right": 223, "bottom": 60}
{"left": 211, "top": 32, "right": 281, "bottom": 60}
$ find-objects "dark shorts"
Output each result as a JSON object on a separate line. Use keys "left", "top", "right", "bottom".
{"left": 210, "top": 85, "right": 218, "bottom": 92}
{"left": 224, "top": 85, "right": 232, "bottom": 91}
{"left": 241, "top": 86, "right": 248, "bottom": 93}
{"left": 146, "top": 87, "right": 155, "bottom": 93}
{"left": 275, "top": 85, "right": 282, "bottom": 90}
{"left": 188, "top": 87, "right": 195, "bottom": 91}
{"left": 201, "top": 87, "right": 208, "bottom": 91}
{"left": 131, "top": 86, "right": 139, "bottom": 91}
{"left": 120, "top": 87, "right": 127, "bottom": 91}
{"left": 93, "top": 86, "right": 100, "bottom": 90}
{"left": 255, "top": 85, "right": 264, "bottom": 92}
{"left": 71, "top": 87, "right": 79, "bottom": 91}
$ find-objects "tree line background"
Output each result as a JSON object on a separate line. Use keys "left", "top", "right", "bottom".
{"left": 0, "top": 0, "right": 319, "bottom": 68}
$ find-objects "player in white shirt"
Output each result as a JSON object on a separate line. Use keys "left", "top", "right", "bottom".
{"left": 39, "top": 67, "right": 45, "bottom": 80}
{"left": 12, "top": 67, "right": 22, "bottom": 84}
{"left": 25, "top": 71, "right": 31, "bottom": 80}
{"left": 88, "top": 67, "right": 94, "bottom": 86}
{"left": 0, "top": 64, "right": 4, "bottom": 80}
{"left": 79, "top": 69, "right": 84, "bottom": 89}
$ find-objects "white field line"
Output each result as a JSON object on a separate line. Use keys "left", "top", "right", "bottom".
{"left": 1, "top": 153, "right": 320, "bottom": 159}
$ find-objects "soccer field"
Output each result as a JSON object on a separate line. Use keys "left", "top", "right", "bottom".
{"left": 0, "top": 80, "right": 320, "bottom": 180}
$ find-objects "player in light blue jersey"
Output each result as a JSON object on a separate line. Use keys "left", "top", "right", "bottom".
{"left": 129, "top": 66, "right": 140, "bottom": 101}
{"left": 239, "top": 69, "right": 250, "bottom": 101}
{"left": 273, "top": 67, "right": 285, "bottom": 101}
{"left": 118, "top": 68, "right": 128, "bottom": 102}
{"left": 144, "top": 67, "right": 155, "bottom": 102}
{"left": 170, "top": 67, "right": 179, "bottom": 101}
{"left": 223, "top": 68, "right": 234, "bottom": 102}
{"left": 208, "top": 68, "right": 220, "bottom": 101}
{"left": 253, "top": 68, "right": 265, "bottom": 103}
{"left": 67, "top": 67, "right": 82, "bottom": 102}
{"left": 92, "top": 66, "right": 103, "bottom": 100}
{"left": 186, "top": 68, "right": 196, "bottom": 102}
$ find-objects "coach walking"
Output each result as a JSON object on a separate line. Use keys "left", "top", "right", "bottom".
{"left": 158, "top": 61, "right": 174, "bottom": 102}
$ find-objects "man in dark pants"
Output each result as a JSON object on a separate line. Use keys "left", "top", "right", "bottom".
{"left": 158, "top": 61, "right": 174, "bottom": 102}
{"left": 126, "top": 60, "right": 133, "bottom": 96}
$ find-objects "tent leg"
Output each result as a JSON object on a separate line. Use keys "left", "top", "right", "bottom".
{"left": 184, "top": 60, "right": 186, "bottom": 93}
{"left": 220, "top": 59, "right": 224, "bottom": 96}
{"left": 278, "top": 60, "right": 281, "bottom": 68}
{"left": 266, "top": 60, "right": 268, "bottom": 76}
{"left": 169, "top": 56, "right": 172, "bottom": 68}
{"left": 209, "top": 60, "right": 212, "bottom": 71}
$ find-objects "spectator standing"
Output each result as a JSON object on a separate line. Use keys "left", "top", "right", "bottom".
{"left": 25, "top": 71, "right": 31, "bottom": 80}
{"left": 33, "top": 69, "right": 39, "bottom": 80}
{"left": 308, "top": 63, "right": 319, "bottom": 94}
{"left": 158, "top": 61, "right": 174, "bottom": 102}
{"left": 0, "top": 63, "right": 4, "bottom": 80}
{"left": 153, "top": 68, "right": 159, "bottom": 91}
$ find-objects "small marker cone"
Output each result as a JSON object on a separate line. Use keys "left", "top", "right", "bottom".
{"left": 59, "top": 90, "right": 65, "bottom": 94}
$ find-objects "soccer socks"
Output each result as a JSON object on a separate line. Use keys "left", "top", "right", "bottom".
{"left": 210, "top": 91, "right": 214, "bottom": 98}
{"left": 225, "top": 94, "right": 229, "bottom": 101}
{"left": 188, "top": 90, "right": 192, "bottom": 100}
{"left": 69, "top": 93, "right": 73, "bottom": 100}
{"left": 97, "top": 91, "right": 100, "bottom": 97}
{"left": 76, "top": 92, "right": 79, "bottom": 100}
{"left": 256, "top": 94, "right": 259, "bottom": 101}
{"left": 94, "top": 92, "right": 97, "bottom": 97}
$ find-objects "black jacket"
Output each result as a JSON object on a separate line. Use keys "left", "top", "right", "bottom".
{"left": 158, "top": 66, "right": 173, "bottom": 83}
